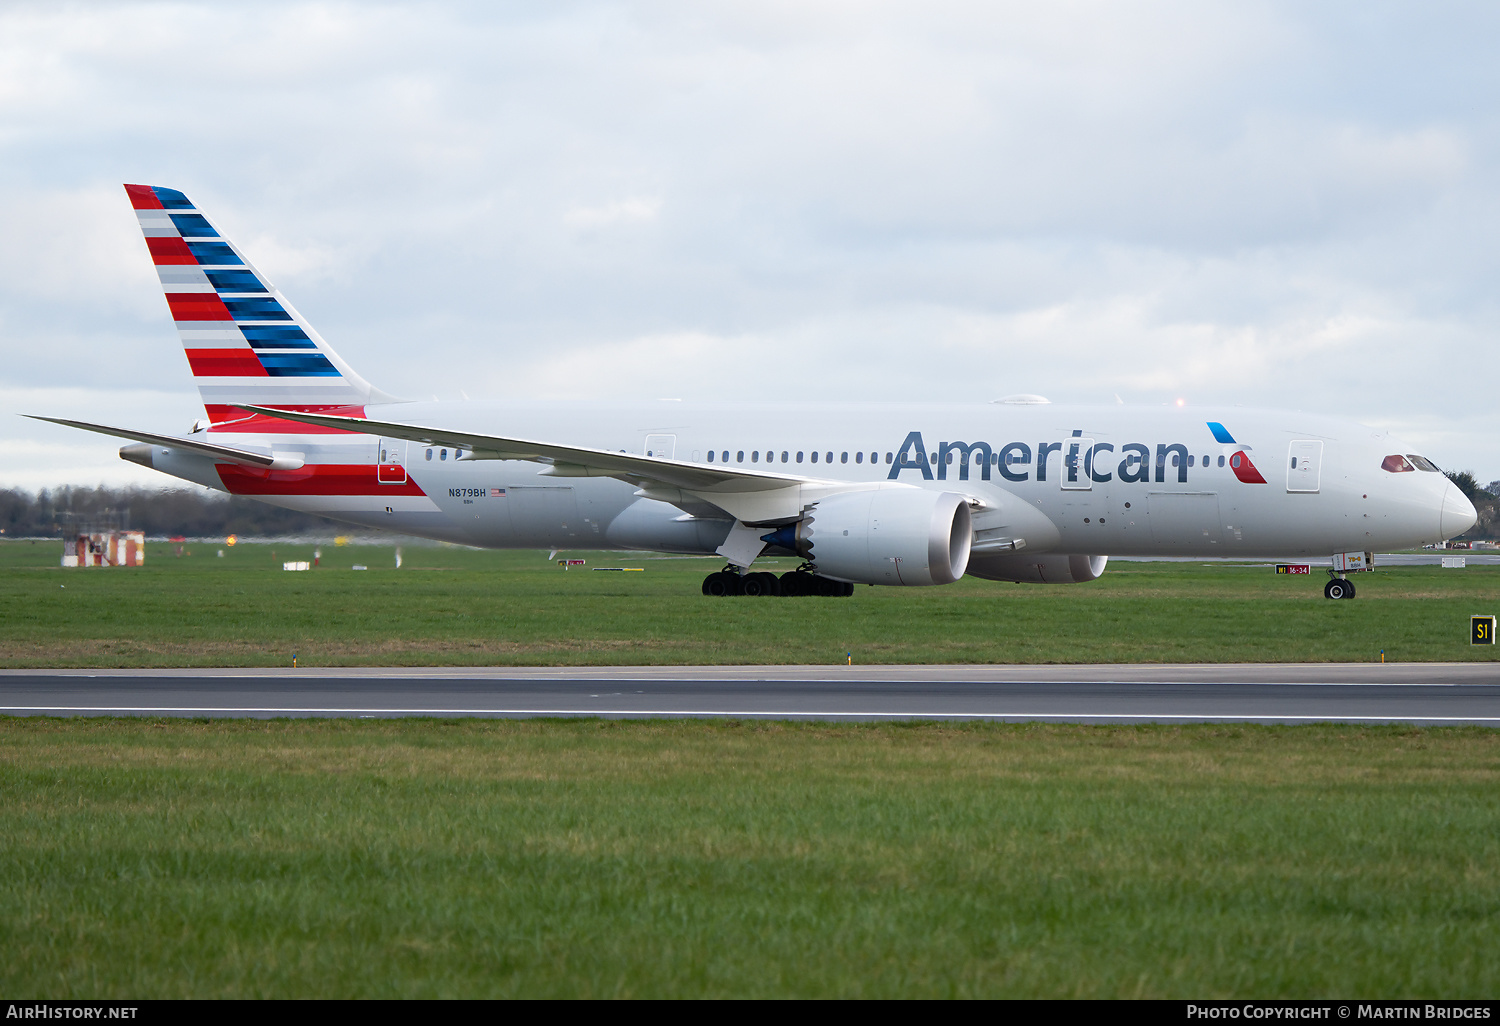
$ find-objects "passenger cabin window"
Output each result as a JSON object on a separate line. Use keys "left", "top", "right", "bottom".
{"left": 736, "top": 451, "right": 744, "bottom": 463}
{"left": 440, "top": 448, "right": 447, "bottom": 461}
{"left": 841, "top": 452, "right": 849, "bottom": 463}
{"left": 707, "top": 450, "right": 715, "bottom": 462}
{"left": 1218, "top": 455, "right": 1225, "bottom": 467}
{"left": 855, "top": 452, "right": 864, "bottom": 464}
{"left": 722, "top": 451, "right": 729, "bottom": 462}
{"left": 782, "top": 451, "right": 789, "bottom": 463}
{"left": 425, "top": 448, "right": 433, "bottom": 461}
{"left": 885, "top": 452, "right": 892, "bottom": 464}
{"left": 1382, "top": 454, "right": 1414, "bottom": 473}
{"left": 810, "top": 451, "right": 818, "bottom": 463}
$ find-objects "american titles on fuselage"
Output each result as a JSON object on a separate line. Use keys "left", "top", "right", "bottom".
{"left": 700, "top": 429, "right": 1263, "bottom": 486}
{"left": 883, "top": 430, "right": 1242, "bottom": 485}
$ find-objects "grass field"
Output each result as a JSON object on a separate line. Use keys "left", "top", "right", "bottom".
{"left": 2, "top": 717, "right": 1496, "bottom": 998}
{"left": 2, "top": 539, "right": 1498, "bottom": 666}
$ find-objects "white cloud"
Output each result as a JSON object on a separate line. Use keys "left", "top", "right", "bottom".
{"left": 564, "top": 196, "right": 662, "bottom": 230}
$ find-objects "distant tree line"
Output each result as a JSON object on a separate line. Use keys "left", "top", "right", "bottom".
{"left": 1444, "top": 472, "right": 1498, "bottom": 539}
{"left": 0, "top": 486, "right": 342, "bottom": 538}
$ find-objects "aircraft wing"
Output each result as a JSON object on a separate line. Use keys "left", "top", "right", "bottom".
{"left": 26, "top": 416, "right": 303, "bottom": 470}
{"left": 235, "top": 404, "right": 830, "bottom": 523}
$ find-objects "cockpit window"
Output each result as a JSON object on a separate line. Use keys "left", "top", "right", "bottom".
{"left": 1406, "top": 454, "right": 1442, "bottom": 473}
{"left": 1382, "top": 454, "right": 1414, "bottom": 473}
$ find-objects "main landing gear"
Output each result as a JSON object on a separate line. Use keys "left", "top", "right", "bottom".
{"left": 701, "top": 564, "right": 855, "bottom": 598}
{"left": 1324, "top": 575, "right": 1356, "bottom": 600}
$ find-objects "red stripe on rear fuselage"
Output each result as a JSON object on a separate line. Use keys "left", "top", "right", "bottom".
{"left": 217, "top": 463, "right": 425, "bottom": 496}
{"left": 205, "top": 404, "right": 367, "bottom": 433}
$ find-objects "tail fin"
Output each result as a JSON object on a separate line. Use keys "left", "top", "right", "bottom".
{"left": 124, "top": 184, "right": 400, "bottom": 431}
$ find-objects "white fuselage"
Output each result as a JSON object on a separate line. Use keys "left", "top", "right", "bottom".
{"left": 151, "top": 399, "right": 1471, "bottom": 561}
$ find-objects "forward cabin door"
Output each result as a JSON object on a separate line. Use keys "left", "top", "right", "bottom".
{"left": 1287, "top": 441, "right": 1323, "bottom": 493}
{"left": 378, "top": 439, "right": 407, "bottom": 485}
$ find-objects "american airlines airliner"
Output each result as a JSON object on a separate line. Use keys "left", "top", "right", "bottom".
{"left": 31, "top": 185, "right": 1478, "bottom": 599}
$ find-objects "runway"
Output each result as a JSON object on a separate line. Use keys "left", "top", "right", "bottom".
{"left": 3, "top": 663, "right": 1500, "bottom": 723}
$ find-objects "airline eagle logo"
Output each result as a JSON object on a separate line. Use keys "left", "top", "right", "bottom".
{"left": 1208, "top": 422, "right": 1267, "bottom": 484}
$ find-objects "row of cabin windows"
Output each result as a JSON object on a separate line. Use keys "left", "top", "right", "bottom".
{"left": 410, "top": 444, "right": 1248, "bottom": 470}
{"left": 700, "top": 449, "right": 1232, "bottom": 468}
{"left": 706, "top": 450, "right": 896, "bottom": 465}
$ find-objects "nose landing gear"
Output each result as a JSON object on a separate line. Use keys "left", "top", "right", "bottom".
{"left": 1324, "top": 577, "right": 1356, "bottom": 600}
{"left": 1323, "top": 551, "right": 1371, "bottom": 599}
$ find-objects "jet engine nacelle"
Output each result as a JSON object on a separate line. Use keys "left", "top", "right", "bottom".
{"left": 800, "top": 488, "right": 972, "bottom": 586}
{"left": 966, "top": 551, "right": 1108, "bottom": 584}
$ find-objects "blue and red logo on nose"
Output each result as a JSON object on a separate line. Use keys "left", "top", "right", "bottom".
{"left": 1208, "top": 422, "right": 1267, "bottom": 484}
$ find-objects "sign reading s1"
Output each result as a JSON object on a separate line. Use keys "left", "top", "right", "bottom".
{"left": 1473, "top": 615, "right": 1496, "bottom": 645}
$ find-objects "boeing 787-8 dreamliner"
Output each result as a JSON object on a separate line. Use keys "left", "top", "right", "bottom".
{"left": 31, "top": 185, "right": 1478, "bottom": 599}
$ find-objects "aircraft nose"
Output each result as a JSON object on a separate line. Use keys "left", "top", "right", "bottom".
{"left": 1441, "top": 483, "right": 1478, "bottom": 540}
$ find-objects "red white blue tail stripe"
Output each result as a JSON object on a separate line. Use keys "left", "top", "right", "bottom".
{"left": 125, "top": 184, "right": 395, "bottom": 432}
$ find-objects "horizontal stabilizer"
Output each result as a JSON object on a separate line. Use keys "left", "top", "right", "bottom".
{"left": 27, "top": 416, "right": 304, "bottom": 470}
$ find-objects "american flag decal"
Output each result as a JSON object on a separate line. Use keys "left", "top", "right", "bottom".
{"left": 491, "top": 488, "right": 505, "bottom": 498}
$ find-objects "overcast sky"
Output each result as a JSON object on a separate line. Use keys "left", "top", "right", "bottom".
{"left": 3, "top": 1, "right": 1498, "bottom": 490}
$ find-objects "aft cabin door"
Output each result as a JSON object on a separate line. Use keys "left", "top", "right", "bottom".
{"left": 1287, "top": 441, "right": 1322, "bottom": 493}
{"left": 378, "top": 439, "right": 407, "bottom": 485}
